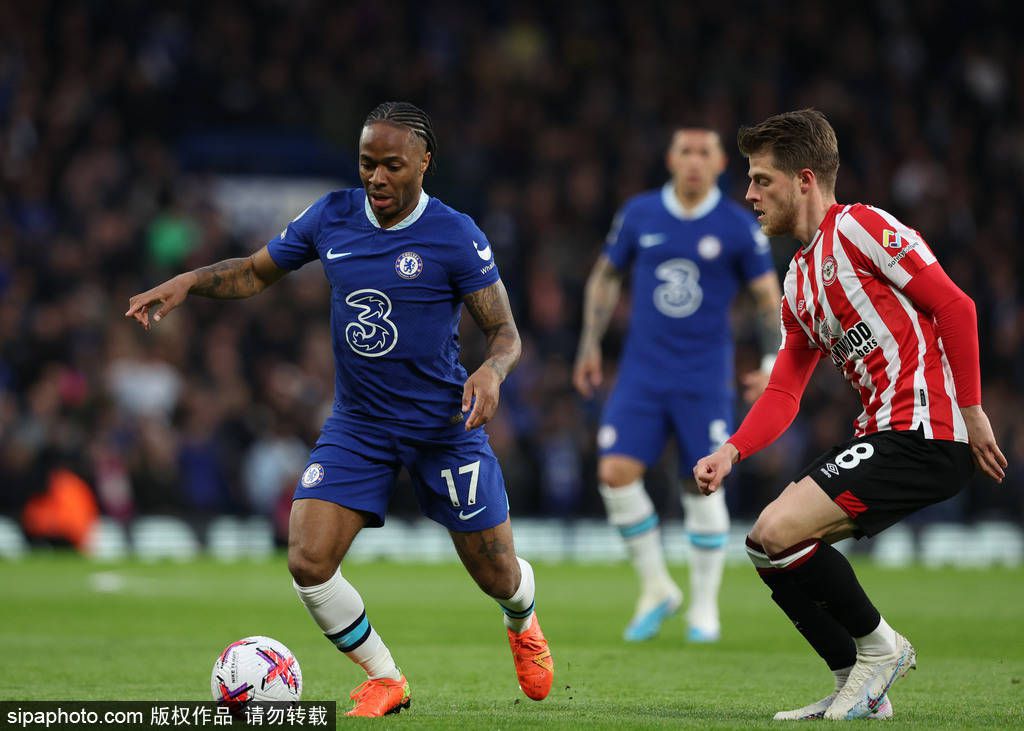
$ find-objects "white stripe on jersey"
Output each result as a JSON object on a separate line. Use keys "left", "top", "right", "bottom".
{"left": 828, "top": 226, "right": 902, "bottom": 433}
{"left": 939, "top": 345, "right": 969, "bottom": 438}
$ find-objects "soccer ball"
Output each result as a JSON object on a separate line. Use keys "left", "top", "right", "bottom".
{"left": 211, "top": 636, "right": 302, "bottom": 705}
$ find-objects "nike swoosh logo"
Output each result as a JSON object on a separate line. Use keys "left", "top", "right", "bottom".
{"left": 638, "top": 233, "right": 667, "bottom": 248}
{"left": 472, "top": 240, "right": 492, "bottom": 261}
{"left": 326, "top": 249, "right": 353, "bottom": 260}
{"left": 458, "top": 506, "right": 487, "bottom": 521}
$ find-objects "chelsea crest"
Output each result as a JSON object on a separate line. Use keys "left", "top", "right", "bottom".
{"left": 395, "top": 252, "right": 423, "bottom": 279}
{"left": 301, "top": 463, "right": 324, "bottom": 488}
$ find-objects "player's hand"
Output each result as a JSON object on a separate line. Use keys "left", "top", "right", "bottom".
{"left": 740, "top": 369, "right": 770, "bottom": 403}
{"left": 572, "top": 343, "right": 602, "bottom": 398}
{"left": 462, "top": 362, "right": 502, "bottom": 430}
{"left": 125, "top": 273, "right": 195, "bottom": 330}
{"left": 961, "top": 405, "right": 1008, "bottom": 483}
{"left": 693, "top": 444, "right": 739, "bottom": 495}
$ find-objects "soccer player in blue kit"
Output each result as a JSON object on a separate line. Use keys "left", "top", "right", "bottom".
{"left": 574, "top": 126, "right": 782, "bottom": 643}
{"left": 126, "top": 102, "right": 553, "bottom": 717}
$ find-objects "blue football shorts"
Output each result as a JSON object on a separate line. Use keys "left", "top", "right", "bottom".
{"left": 598, "top": 377, "right": 734, "bottom": 475}
{"left": 294, "top": 414, "right": 509, "bottom": 532}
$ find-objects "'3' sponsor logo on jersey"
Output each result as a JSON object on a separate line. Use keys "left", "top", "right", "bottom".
{"left": 653, "top": 258, "right": 703, "bottom": 318}
{"left": 344, "top": 289, "right": 398, "bottom": 357}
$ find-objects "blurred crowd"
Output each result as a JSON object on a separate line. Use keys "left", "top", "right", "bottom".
{"left": 2, "top": 0, "right": 1022, "bottom": 543}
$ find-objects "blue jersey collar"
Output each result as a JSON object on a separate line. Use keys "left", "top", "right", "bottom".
{"left": 364, "top": 189, "right": 430, "bottom": 230}
{"left": 660, "top": 183, "right": 721, "bottom": 221}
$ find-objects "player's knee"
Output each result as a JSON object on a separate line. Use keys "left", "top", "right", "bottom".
{"left": 287, "top": 546, "right": 336, "bottom": 587}
{"left": 598, "top": 458, "right": 642, "bottom": 487}
{"left": 470, "top": 561, "right": 521, "bottom": 599}
{"left": 751, "top": 512, "right": 799, "bottom": 556}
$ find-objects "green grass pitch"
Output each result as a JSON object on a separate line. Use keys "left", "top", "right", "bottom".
{"left": 1, "top": 555, "right": 1022, "bottom": 729}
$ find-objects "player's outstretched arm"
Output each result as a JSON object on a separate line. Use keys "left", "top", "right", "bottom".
{"left": 573, "top": 255, "right": 623, "bottom": 398}
{"left": 462, "top": 280, "right": 521, "bottom": 430}
{"left": 125, "top": 246, "right": 287, "bottom": 330}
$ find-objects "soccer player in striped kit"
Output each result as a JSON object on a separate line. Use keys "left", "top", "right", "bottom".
{"left": 694, "top": 108, "right": 1007, "bottom": 721}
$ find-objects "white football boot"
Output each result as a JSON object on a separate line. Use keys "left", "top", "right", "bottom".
{"left": 774, "top": 692, "right": 892, "bottom": 721}
{"left": 824, "top": 633, "right": 916, "bottom": 720}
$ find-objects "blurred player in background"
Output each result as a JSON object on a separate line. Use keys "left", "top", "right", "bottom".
{"left": 694, "top": 108, "right": 1006, "bottom": 720}
{"left": 127, "top": 102, "right": 553, "bottom": 717}
{"left": 573, "top": 126, "right": 781, "bottom": 642}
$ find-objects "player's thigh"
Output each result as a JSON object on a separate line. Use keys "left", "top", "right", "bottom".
{"left": 670, "top": 391, "right": 734, "bottom": 479}
{"left": 293, "top": 430, "right": 401, "bottom": 531}
{"left": 404, "top": 428, "right": 510, "bottom": 534}
{"left": 759, "top": 429, "right": 975, "bottom": 549}
{"left": 750, "top": 477, "right": 854, "bottom": 554}
{"left": 598, "top": 379, "right": 671, "bottom": 468}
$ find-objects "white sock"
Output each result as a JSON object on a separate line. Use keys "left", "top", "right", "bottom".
{"left": 682, "top": 490, "right": 729, "bottom": 628}
{"left": 599, "top": 480, "right": 677, "bottom": 605}
{"left": 854, "top": 616, "right": 898, "bottom": 657}
{"left": 293, "top": 569, "right": 401, "bottom": 680}
{"left": 498, "top": 557, "right": 535, "bottom": 633}
{"left": 833, "top": 665, "right": 853, "bottom": 692}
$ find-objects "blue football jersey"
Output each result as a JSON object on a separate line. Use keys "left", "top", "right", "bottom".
{"left": 604, "top": 184, "right": 773, "bottom": 392}
{"left": 267, "top": 188, "right": 500, "bottom": 430}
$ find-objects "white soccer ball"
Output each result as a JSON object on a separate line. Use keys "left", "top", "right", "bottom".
{"left": 211, "top": 636, "right": 302, "bottom": 705}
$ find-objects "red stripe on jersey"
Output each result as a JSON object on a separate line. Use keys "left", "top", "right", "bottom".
{"left": 834, "top": 490, "right": 868, "bottom": 518}
{"left": 840, "top": 235, "right": 916, "bottom": 432}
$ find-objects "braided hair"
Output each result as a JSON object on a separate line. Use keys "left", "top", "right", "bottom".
{"left": 364, "top": 102, "right": 437, "bottom": 174}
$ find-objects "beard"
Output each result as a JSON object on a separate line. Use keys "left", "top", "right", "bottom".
{"left": 762, "top": 190, "right": 798, "bottom": 237}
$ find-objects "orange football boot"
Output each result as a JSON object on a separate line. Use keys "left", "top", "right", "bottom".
{"left": 345, "top": 675, "right": 411, "bottom": 717}
{"left": 507, "top": 615, "right": 554, "bottom": 700}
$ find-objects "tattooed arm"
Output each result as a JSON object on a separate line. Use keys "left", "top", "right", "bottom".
{"left": 461, "top": 280, "right": 521, "bottom": 429}
{"left": 739, "top": 270, "right": 783, "bottom": 402}
{"left": 125, "top": 247, "right": 287, "bottom": 330}
{"left": 572, "top": 254, "right": 623, "bottom": 398}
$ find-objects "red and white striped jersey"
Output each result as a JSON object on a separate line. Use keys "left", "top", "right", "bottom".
{"left": 781, "top": 203, "right": 968, "bottom": 441}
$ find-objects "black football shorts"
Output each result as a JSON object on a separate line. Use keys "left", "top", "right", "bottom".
{"left": 796, "top": 427, "right": 975, "bottom": 538}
